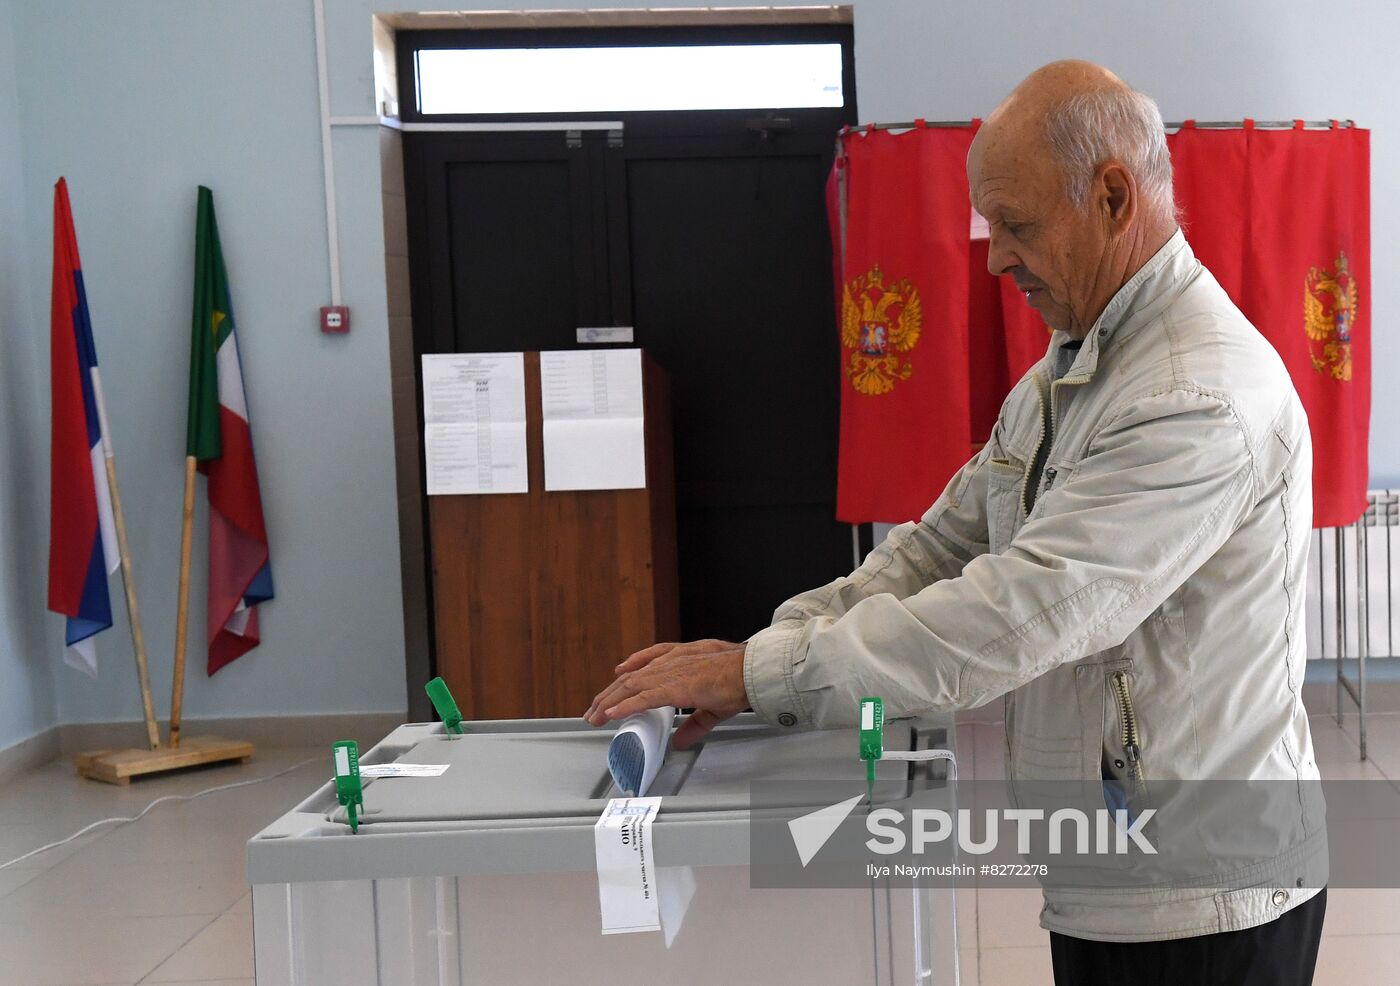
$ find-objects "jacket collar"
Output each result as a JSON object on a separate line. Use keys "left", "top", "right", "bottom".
{"left": 1050, "top": 228, "right": 1196, "bottom": 383}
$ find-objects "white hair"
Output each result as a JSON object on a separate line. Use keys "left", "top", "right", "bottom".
{"left": 1043, "top": 86, "right": 1176, "bottom": 222}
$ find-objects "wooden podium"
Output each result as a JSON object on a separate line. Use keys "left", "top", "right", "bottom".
{"left": 428, "top": 351, "right": 679, "bottom": 720}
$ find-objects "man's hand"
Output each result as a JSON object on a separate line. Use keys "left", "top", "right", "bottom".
{"left": 583, "top": 639, "right": 750, "bottom": 750}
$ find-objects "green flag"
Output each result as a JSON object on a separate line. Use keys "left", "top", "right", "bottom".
{"left": 186, "top": 185, "right": 233, "bottom": 461}
{"left": 182, "top": 185, "right": 274, "bottom": 675}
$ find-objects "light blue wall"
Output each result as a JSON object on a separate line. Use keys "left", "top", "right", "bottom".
{"left": 0, "top": 0, "right": 57, "bottom": 749}
{"left": 13, "top": 0, "right": 406, "bottom": 724}
{"left": 6, "top": 0, "right": 1398, "bottom": 730}
{"left": 326, "top": 0, "right": 1400, "bottom": 483}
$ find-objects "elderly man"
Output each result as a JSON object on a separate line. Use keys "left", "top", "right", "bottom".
{"left": 586, "top": 61, "right": 1326, "bottom": 985}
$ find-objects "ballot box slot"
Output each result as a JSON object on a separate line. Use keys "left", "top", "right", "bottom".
{"left": 907, "top": 726, "right": 951, "bottom": 789}
{"left": 591, "top": 741, "right": 701, "bottom": 799}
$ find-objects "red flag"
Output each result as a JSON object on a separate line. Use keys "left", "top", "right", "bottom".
{"left": 835, "top": 124, "right": 974, "bottom": 523}
{"left": 1171, "top": 122, "right": 1370, "bottom": 527}
{"left": 48, "top": 178, "right": 119, "bottom": 675}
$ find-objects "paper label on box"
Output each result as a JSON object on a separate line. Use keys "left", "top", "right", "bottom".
{"left": 594, "top": 796, "right": 663, "bottom": 935}
{"left": 358, "top": 763, "right": 450, "bottom": 778}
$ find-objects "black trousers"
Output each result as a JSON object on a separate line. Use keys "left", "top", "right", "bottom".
{"left": 1049, "top": 888, "right": 1327, "bottom": 986}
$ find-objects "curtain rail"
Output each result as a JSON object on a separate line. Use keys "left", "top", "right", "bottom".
{"left": 846, "top": 119, "right": 1357, "bottom": 132}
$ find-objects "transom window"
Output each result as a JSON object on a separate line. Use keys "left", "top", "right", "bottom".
{"left": 413, "top": 43, "right": 845, "bottom": 115}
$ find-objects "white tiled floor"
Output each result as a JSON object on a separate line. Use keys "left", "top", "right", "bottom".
{"left": 0, "top": 716, "right": 1395, "bottom": 985}
{"left": 0, "top": 746, "right": 323, "bottom": 986}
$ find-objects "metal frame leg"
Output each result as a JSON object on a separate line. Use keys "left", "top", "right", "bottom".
{"left": 1334, "top": 510, "right": 1373, "bottom": 761}
{"left": 1335, "top": 528, "right": 1346, "bottom": 729}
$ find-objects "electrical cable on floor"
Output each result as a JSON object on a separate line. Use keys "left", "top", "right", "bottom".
{"left": 0, "top": 757, "right": 319, "bottom": 870}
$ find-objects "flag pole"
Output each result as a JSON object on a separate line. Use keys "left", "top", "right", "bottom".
{"left": 169, "top": 456, "right": 197, "bottom": 748}
{"left": 90, "top": 371, "right": 161, "bottom": 751}
{"left": 75, "top": 443, "right": 254, "bottom": 781}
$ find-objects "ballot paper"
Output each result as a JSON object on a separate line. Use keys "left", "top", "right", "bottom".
{"left": 607, "top": 706, "right": 675, "bottom": 797}
{"left": 595, "top": 797, "right": 663, "bottom": 934}
{"left": 540, "top": 349, "right": 646, "bottom": 491}
{"left": 421, "top": 353, "right": 528, "bottom": 495}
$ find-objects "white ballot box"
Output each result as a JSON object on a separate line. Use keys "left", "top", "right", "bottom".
{"left": 247, "top": 714, "right": 961, "bottom": 986}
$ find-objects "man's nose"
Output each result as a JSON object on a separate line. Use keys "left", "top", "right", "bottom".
{"left": 985, "top": 229, "right": 1019, "bottom": 277}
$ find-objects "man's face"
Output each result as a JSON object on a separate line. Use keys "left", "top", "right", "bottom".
{"left": 968, "top": 129, "right": 1109, "bottom": 336}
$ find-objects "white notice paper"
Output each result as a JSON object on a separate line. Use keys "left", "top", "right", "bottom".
{"left": 357, "top": 763, "right": 451, "bottom": 778}
{"left": 595, "top": 796, "right": 663, "bottom": 934}
{"left": 540, "top": 349, "right": 646, "bottom": 491}
{"left": 421, "top": 353, "right": 528, "bottom": 495}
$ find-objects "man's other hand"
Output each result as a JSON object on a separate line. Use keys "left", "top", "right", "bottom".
{"left": 583, "top": 639, "right": 750, "bottom": 749}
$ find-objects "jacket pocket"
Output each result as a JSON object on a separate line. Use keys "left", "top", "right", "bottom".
{"left": 985, "top": 457, "right": 1025, "bottom": 555}
{"left": 1109, "top": 668, "right": 1144, "bottom": 788}
{"left": 1103, "top": 663, "right": 1156, "bottom": 827}
{"left": 1004, "top": 691, "right": 1019, "bottom": 809}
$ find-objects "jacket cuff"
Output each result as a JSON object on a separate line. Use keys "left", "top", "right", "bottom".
{"left": 743, "top": 623, "right": 808, "bottom": 730}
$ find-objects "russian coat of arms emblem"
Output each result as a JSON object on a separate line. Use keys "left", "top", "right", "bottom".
{"left": 1304, "top": 251, "right": 1357, "bottom": 382}
{"left": 841, "top": 264, "right": 922, "bottom": 396}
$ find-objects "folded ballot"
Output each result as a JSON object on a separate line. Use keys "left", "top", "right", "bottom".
{"left": 607, "top": 706, "right": 675, "bottom": 797}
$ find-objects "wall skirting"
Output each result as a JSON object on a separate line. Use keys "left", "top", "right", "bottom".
{"left": 49, "top": 711, "right": 407, "bottom": 759}
{"left": 0, "top": 727, "right": 61, "bottom": 784}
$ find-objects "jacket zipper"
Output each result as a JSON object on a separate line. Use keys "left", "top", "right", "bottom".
{"left": 1021, "top": 380, "right": 1049, "bottom": 517}
{"left": 1111, "top": 670, "right": 1143, "bottom": 782}
{"left": 1022, "top": 372, "right": 1087, "bottom": 516}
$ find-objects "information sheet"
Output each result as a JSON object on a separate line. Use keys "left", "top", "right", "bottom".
{"left": 421, "top": 353, "right": 528, "bottom": 495}
{"left": 540, "top": 349, "right": 647, "bottom": 491}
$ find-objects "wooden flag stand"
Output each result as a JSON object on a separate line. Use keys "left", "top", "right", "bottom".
{"left": 75, "top": 456, "right": 253, "bottom": 784}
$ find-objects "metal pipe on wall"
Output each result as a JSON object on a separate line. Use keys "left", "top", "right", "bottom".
{"left": 845, "top": 119, "right": 1356, "bottom": 133}
{"left": 312, "top": 0, "right": 341, "bottom": 307}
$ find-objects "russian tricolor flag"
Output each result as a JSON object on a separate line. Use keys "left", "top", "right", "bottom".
{"left": 47, "top": 178, "right": 119, "bottom": 676}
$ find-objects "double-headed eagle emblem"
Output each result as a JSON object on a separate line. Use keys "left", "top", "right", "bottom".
{"left": 1304, "top": 251, "right": 1357, "bottom": 382}
{"left": 841, "top": 265, "right": 922, "bottom": 396}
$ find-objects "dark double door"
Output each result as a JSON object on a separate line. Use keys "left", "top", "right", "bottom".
{"left": 405, "top": 122, "right": 852, "bottom": 644}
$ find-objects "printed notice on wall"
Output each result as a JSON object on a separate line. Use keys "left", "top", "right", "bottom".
{"left": 540, "top": 349, "right": 647, "bottom": 491}
{"left": 421, "top": 353, "right": 528, "bottom": 495}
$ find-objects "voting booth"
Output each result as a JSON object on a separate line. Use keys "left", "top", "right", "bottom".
{"left": 424, "top": 349, "right": 680, "bottom": 721}
{"left": 247, "top": 714, "right": 961, "bottom": 985}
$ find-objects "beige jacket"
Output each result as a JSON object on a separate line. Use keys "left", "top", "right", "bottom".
{"left": 743, "top": 231, "right": 1326, "bottom": 941}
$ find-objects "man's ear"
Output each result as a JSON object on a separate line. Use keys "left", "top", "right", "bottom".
{"left": 1098, "top": 161, "right": 1136, "bottom": 231}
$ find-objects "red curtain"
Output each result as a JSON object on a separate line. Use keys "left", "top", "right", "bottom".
{"left": 832, "top": 123, "right": 976, "bottom": 524}
{"left": 830, "top": 123, "right": 1052, "bottom": 523}
{"left": 832, "top": 121, "right": 1371, "bottom": 527}
{"left": 1168, "top": 121, "right": 1371, "bottom": 527}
